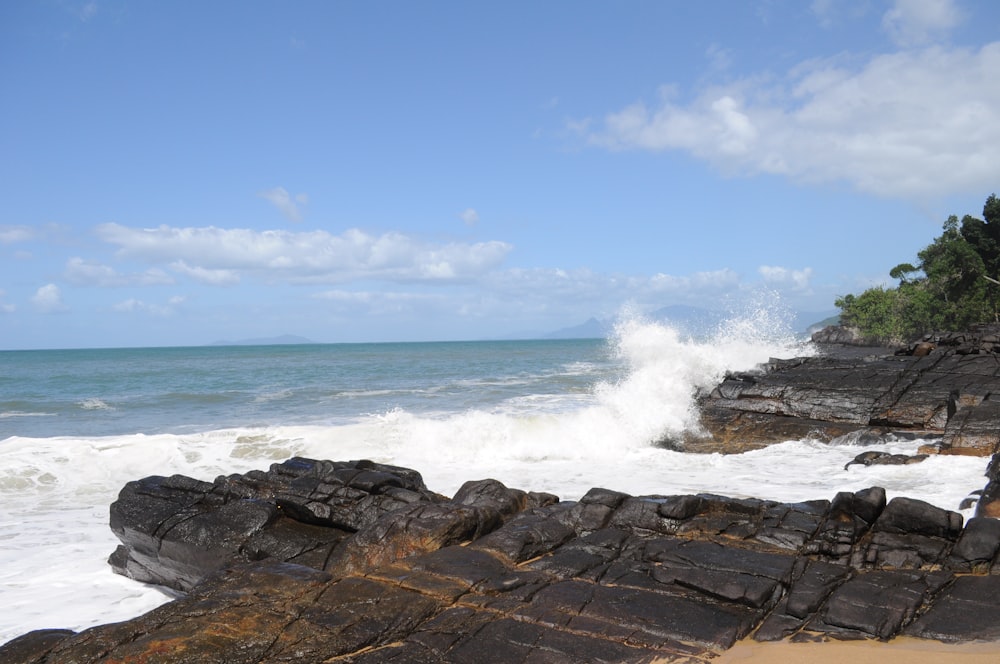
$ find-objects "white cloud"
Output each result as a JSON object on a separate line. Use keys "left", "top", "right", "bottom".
{"left": 0, "top": 226, "right": 34, "bottom": 244}
{"left": 648, "top": 268, "right": 742, "bottom": 293}
{"left": 582, "top": 42, "right": 1000, "bottom": 198}
{"left": 312, "top": 289, "right": 444, "bottom": 316}
{"left": 705, "top": 44, "right": 732, "bottom": 71}
{"left": 112, "top": 298, "right": 180, "bottom": 317}
{"left": 75, "top": 1, "right": 98, "bottom": 22}
{"left": 882, "top": 0, "right": 962, "bottom": 47}
{"left": 64, "top": 257, "right": 173, "bottom": 287}
{"left": 482, "top": 267, "right": 746, "bottom": 316}
{"left": 258, "top": 186, "right": 308, "bottom": 222}
{"left": 811, "top": 0, "right": 837, "bottom": 27}
{"left": 169, "top": 260, "right": 240, "bottom": 286}
{"left": 0, "top": 289, "right": 13, "bottom": 314}
{"left": 300, "top": 265, "right": 824, "bottom": 333}
{"left": 460, "top": 208, "right": 480, "bottom": 226}
{"left": 96, "top": 223, "right": 512, "bottom": 284}
{"left": 31, "top": 284, "right": 66, "bottom": 313}
{"left": 758, "top": 265, "right": 814, "bottom": 291}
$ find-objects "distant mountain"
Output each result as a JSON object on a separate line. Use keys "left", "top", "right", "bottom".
{"left": 544, "top": 307, "right": 720, "bottom": 340}
{"left": 544, "top": 317, "right": 610, "bottom": 339}
{"left": 801, "top": 312, "right": 840, "bottom": 335}
{"left": 209, "top": 334, "right": 315, "bottom": 346}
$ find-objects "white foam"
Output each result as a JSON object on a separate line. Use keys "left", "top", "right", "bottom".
{"left": 78, "top": 398, "right": 114, "bottom": 411}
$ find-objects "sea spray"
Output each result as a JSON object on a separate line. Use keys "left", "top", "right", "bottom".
{"left": 593, "top": 305, "right": 813, "bottom": 447}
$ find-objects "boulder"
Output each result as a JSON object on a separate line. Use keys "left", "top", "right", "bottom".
{"left": 108, "top": 457, "right": 444, "bottom": 591}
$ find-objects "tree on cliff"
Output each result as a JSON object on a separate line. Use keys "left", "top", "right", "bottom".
{"left": 836, "top": 193, "right": 999, "bottom": 343}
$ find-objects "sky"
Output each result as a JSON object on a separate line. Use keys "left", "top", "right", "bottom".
{"left": 1, "top": 0, "right": 999, "bottom": 349}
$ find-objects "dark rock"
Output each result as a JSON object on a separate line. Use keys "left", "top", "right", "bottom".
{"left": 804, "top": 487, "right": 885, "bottom": 563}
{"left": 684, "top": 325, "right": 1000, "bottom": 455}
{"left": 8, "top": 459, "right": 1000, "bottom": 661}
{"left": 108, "top": 458, "right": 444, "bottom": 591}
{"left": 905, "top": 575, "right": 1000, "bottom": 643}
{"left": 328, "top": 500, "right": 501, "bottom": 575}
{"left": 0, "top": 629, "right": 76, "bottom": 663}
{"left": 844, "top": 450, "right": 928, "bottom": 469}
{"left": 859, "top": 497, "right": 963, "bottom": 569}
{"left": 948, "top": 516, "right": 1000, "bottom": 572}
{"left": 810, "top": 324, "right": 870, "bottom": 345}
{"left": 451, "top": 478, "right": 527, "bottom": 516}
{"left": 812, "top": 570, "right": 951, "bottom": 640}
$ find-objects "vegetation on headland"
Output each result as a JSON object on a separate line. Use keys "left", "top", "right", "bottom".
{"left": 836, "top": 193, "right": 1000, "bottom": 344}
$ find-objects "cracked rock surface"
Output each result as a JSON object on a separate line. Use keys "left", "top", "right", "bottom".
{"left": 3, "top": 457, "right": 1000, "bottom": 663}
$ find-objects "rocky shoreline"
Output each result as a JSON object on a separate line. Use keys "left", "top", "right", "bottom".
{"left": 3, "top": 327, "right": 1000, "bottom": 663}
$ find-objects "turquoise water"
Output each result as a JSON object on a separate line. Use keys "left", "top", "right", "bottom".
{"left": 0, "top": 339, "right": 613, "bottom": 438}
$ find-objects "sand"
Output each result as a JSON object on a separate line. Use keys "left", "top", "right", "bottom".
{"left": 715, "top": 637, "right": 1000, "bottom": 663}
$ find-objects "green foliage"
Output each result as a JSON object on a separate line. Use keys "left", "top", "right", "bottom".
{"left": 836, "top": 193, "right": 999, "bottom": 343}
{"left": 889, "top": 263, "right": 918, "bottom": 284}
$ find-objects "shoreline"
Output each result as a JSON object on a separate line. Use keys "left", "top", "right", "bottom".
{"left": 717, "top": 637, "right": 1000, "bottom": 663}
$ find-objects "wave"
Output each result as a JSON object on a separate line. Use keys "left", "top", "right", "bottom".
{"left": 78, "top": 398, "right": 115, "bottom": 411}
{"left": 0, "top": 411, "right": 56, "bottom": 419}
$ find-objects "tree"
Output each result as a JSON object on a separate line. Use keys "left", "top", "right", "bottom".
{"left": 835, "top": 193, "right": 999, "bottom": 342}
{"left": 889, "top": 262, "right": 919, "bottom": 284}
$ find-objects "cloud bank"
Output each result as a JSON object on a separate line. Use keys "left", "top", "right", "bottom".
{"left": 95, "top": 223, "right": 513, "bottom": 284}
{"left": 582, "top": 38, "right": 1000, "bottom": 198}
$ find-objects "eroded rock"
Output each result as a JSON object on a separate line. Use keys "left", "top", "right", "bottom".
{"left": 686, "top": 325, "right": 1000, "bottom": 456}
{"left": 4, "top": 459, "right": 1000, "bottom": 663}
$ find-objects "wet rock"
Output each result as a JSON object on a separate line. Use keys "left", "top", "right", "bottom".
{"left": 905, "top": 575, "right": 1000, "bottom": 643}
{"left": 843, "top": 450, "right": 929, "bottom": 470}
{"left": 7, "top": 460, "right": 1000, "bottom": 662}
{"left": 804, "top": 487, "right": 885, "bottom": 563}
{"left": 685, "top": 325, "right": 1000, "bottom": 455}
{"left": 812, "top": 570, "right": 952, "bottom": 640}
{"left": 0, "top": 629, "right": 76, "bottom": 663}
{"left": 857, "top": 497, "right": 963, "bottom": 569}
{"left": 976, "top": 452, "right": 1000, "bottom": 518}
{"left": 948, "top": 516, "right": 1000, "bottom": 572}
{"left": 109, "top": 458, "right": 444, "bottom": 591}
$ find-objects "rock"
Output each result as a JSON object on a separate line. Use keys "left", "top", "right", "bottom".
{"left": 684, "top": 325, "right": 1000, "bottom": 455}
{"left": 813, "top": 569, "right": 952, "bottom": 640}
{"left": 810, "top": 325, "right": 870, "bottom": 345}
{"left": 843, "top": 450, "right": 928, "bottom": 470}
{"left": 108, "top": 457, "right": 444, "bottom": 591}
{"left": 6, "top": 459, "right": 1000, "bottom": 661}
{"left": 0, "top": 629, "right": 76, "bottom": 663}
{"left": 949, "top": 516, "right": 1000, "bottom": 572}
{"left": 905, "top": 575, "right": 1000, "bottom": 642}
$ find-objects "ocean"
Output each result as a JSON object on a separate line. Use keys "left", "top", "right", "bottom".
{"left": 0, "top": 313, "right": 990, "bottom": 643}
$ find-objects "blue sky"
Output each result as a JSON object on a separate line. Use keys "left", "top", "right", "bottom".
{"left": 2, "top": 0, "right": 999, "bottom": 349}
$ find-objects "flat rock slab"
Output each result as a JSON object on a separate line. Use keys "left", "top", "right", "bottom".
{"left": 684, "top": 326, "right": 1000, "bottom": 458}
{"left": 5, "top": 459, "right": 1000, "bottom": 663}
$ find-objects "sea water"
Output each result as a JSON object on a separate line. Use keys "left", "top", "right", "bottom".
{"left": 0, "top": 313, "right": 990, "bottom": 643}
